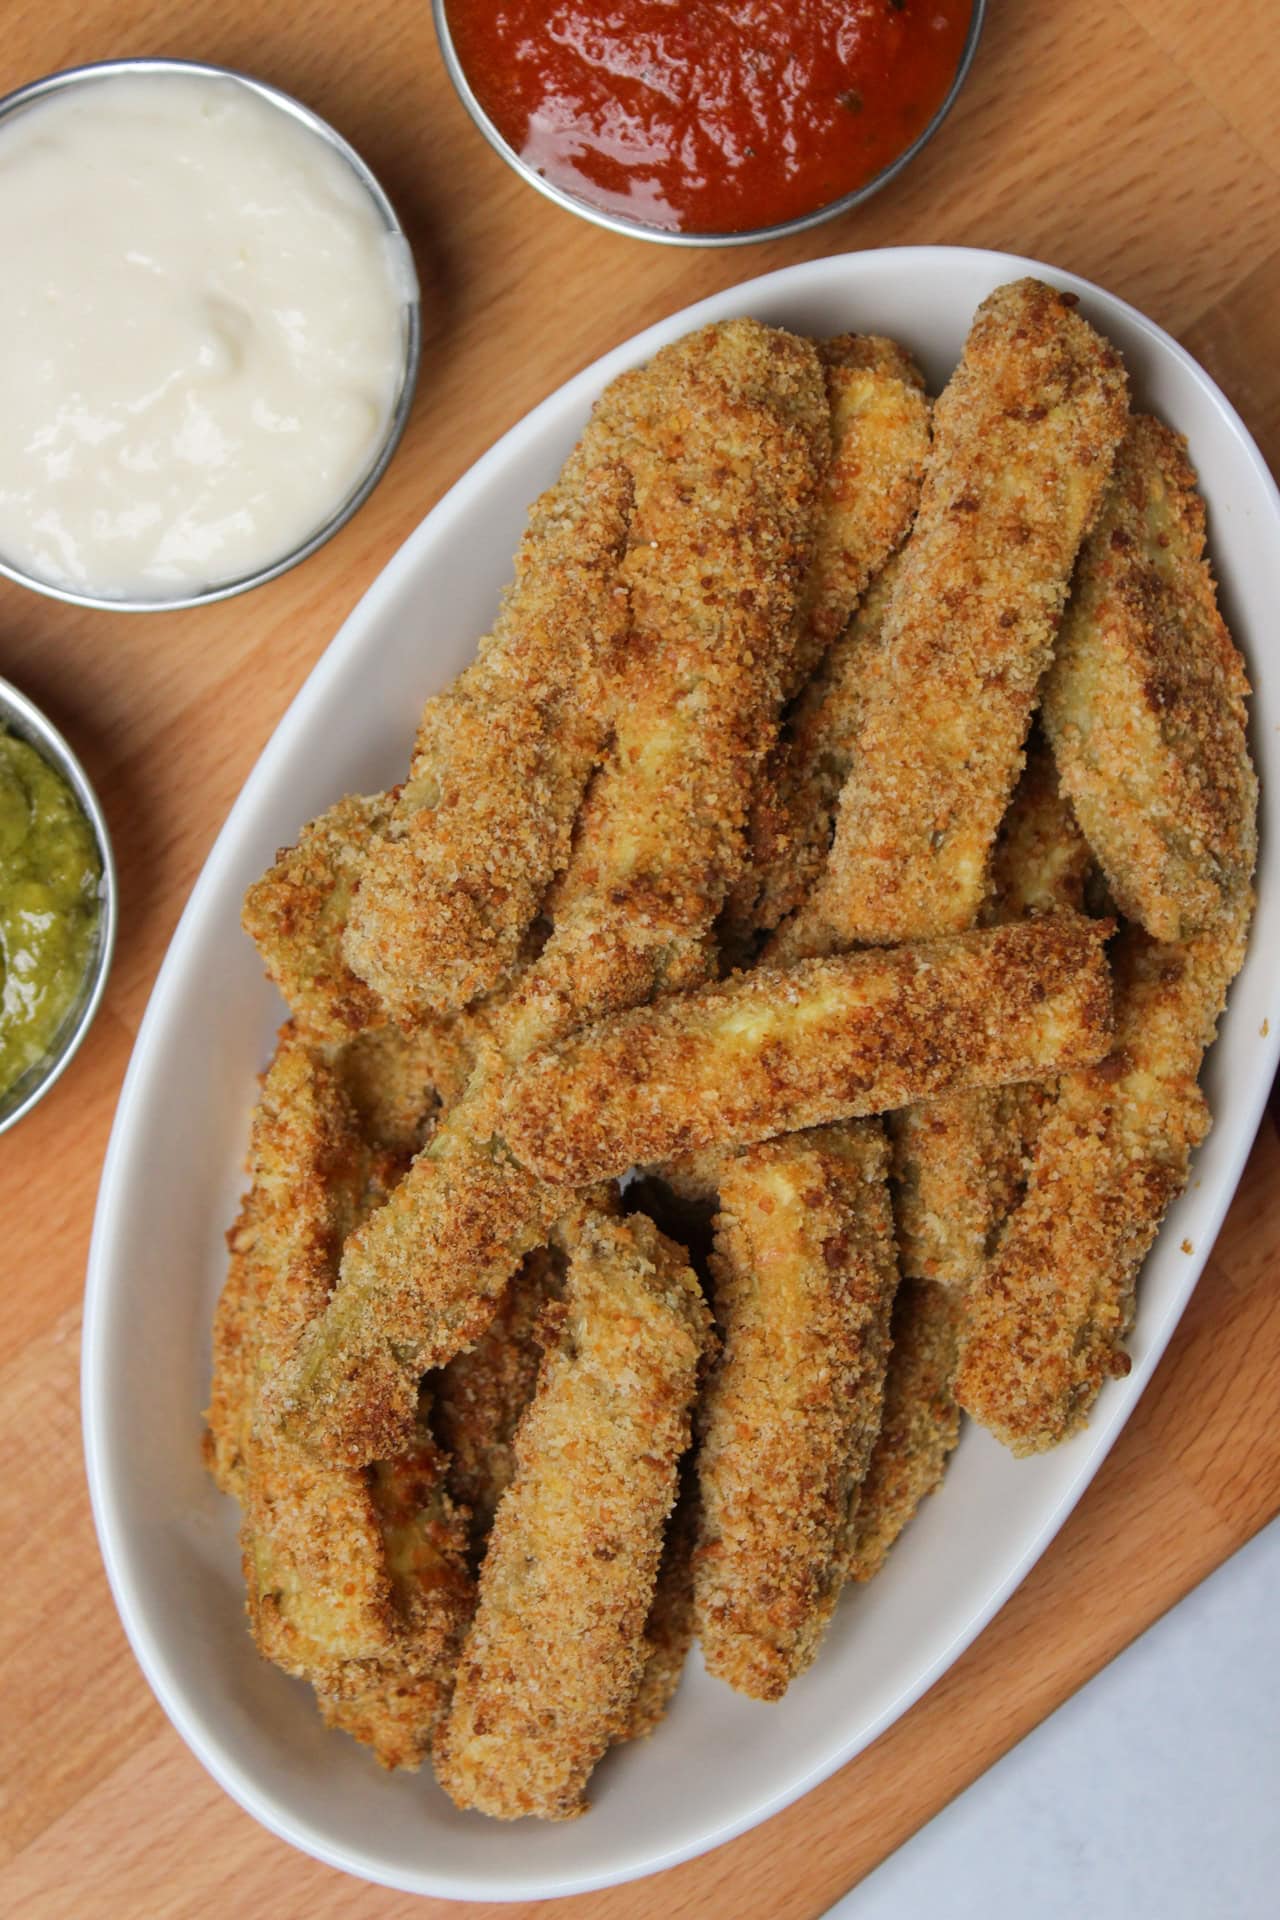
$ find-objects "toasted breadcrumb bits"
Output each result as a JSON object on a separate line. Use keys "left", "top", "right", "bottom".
{"left": 775, "top": 278, "right": 1128, "bottom": 958}
{"left": 1043, "top": 414, "right": 1257, "bottom": 942}
{"left": 503, "top": 914, "right": 1115, "bottom": 1186}
{"left": 846, "top": 1281, "right": 961, "bottom": 1582}
{"left": 433, "top": 1209, "right": 710, "bottom": 1820}
{"left": 695, "top": 1122, "right": 897, "bottom": 1698}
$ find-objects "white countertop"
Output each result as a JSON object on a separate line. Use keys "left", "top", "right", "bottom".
{"left": 826, "top": 1517, "right": 1280, "bottom": 1920}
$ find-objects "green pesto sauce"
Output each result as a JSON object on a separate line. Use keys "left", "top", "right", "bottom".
{"left": 0, "top": 730, "right": 101, "bottom": 1098}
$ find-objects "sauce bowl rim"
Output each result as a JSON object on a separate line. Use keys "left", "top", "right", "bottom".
{"left": 0, "top": 675, "right": 118, "bottom": 1134}
{"left": 0, "top": 56, "right": 422, "bottom": 614}
{"left": 431, "top": 0, "right": 987, "bottom": 248}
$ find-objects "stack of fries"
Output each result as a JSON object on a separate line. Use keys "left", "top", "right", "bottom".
{"left": 206, "top": 283, "right": 1257, "bottom": 1819}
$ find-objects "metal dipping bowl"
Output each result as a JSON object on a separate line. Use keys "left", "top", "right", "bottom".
{"left": 0, "top": 58, "right": 422, "bottom": 614}
{"left": 433, "top": 0, "right": 987, "bottom": 247}
{"left": 0, "top": 678, "right": 117, "bottom": 1135}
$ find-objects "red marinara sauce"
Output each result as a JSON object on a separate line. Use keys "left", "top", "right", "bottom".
{"left": 445, "top": 1, "right": 975, "bottom": 235}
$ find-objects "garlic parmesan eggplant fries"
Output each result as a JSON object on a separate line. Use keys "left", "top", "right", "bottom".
{"left": 207, "top": 283, "right": 1257, "bottom": 1818}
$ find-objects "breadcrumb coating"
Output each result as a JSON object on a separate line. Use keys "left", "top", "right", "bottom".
{"left": 782, "top": 333, "right": 929, "bottom": 699}
{"left": 731, "top": 552, "right": 905, "bottom": 953}
{"left": 956, "top": 908, "right": 1251, "bottom": 1453}
{"left": 493, "top": 317, "right": 829, "bottom": 1057}
{"left": 241, "top": 792, "right": 475, "bottom": 1106}
{"left": 204, "top": 1029, "right": 472, "bottom": 1762}
{"left": 695, "top": 1122, "right": 897, "bottom": 1699}
{"left": 617, "top": 1458, "right": 702, "bottom": 1742}
{"left": 775, "top": 279, "right": 1129, "bottom": 959}
{"left": 330, "top": 1021, "right": 447, "bottom": 1158}
{"left": 343, "top": 457, "right": 634, "bottom": 1021}
{"left": 502, "top": 914, "right": 1115, "bottom": 1186}
{"left": 846, "top": 1281, "right": 961, "bottom": 1583}
{"left": 433, "top": 1209, "right": 710, "bottom": 1820}
{"left": 242, "top": 792, "right": 392, "bottom": 1040}
{"left": 273, "top": 319, "right": 828, "bottom": 1465}
{"left": 433, "top": 1244, "right": 566, "bottom": 1561}
{"left": 890, "top": 738, "right": 1094, "bottom": 1285}
{"left": 1042, "top": 414, "right": 1257, "bottom": 941}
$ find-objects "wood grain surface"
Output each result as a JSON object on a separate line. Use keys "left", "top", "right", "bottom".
{"left": 1, "top": 2, "right": 1277, "bottom": 1914}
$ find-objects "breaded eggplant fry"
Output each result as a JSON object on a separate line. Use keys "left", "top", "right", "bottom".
{"left": 956, "top": 908, "right": 1251, "bottom": 1453}
{"left": 695, "top": 1122, "right": 897, "bottom": 1699}
{"left": 204, "top": 1028, "right": 472, "bottom": 1757}
{"left": 617, "top": 1459, "right": 702, "bottom": 1743}
{"left": 433, "top": 1209, "right": 711, "bottom": 1821}
{"left": 318, "top": 1400, "right": 475, "bottom": 1769}
{"left": 273, "top": 320, "right": 828, "bottom": 1465}
{"left": 502, "top": 914, "right": 1115, "bottom": 1187}
{"left": 775, "top": 279, "right": 1129, "bottom": 958}
{"left": 888, "top": 1087, "right": 1027, "bottom": 1290}
{"left": 984, "top": 734, "right": 1095, "bottom": 926}
{"left": 332, "top": 1021, "right": 448, "bottom": 1158}
{"left": 722, "top": 335, "right": 928, "bottom": 955}
{"left": 241, "top": 792, "right": 475, "bottom": 1106}
{"left": 846, "top": 1281, "right": 962, "bottom": 1583}
{"left": 433, "top": 1244, "right": 565, "bottom": 1561}
{"left": 493, "top": 318, "right": 829, "bottom": 1056}
{"left": 890, "top": 738, "right": 1093, "bottom": 1284}
{"left": 242, "top": 792, "right": 391, "bottom": 1040}
{"left": 730, "top": 552, "right": 904, "bottom": 951}
{"left": 206, "top": 1028, "right": 369, "bottom": 1503}
{"left": 783, "top": 333, "right": 928, "bottom": 698}
{"left": 1042, "top": 415, "right": 1257, "bottom": 941}
{"left": 275, "top": 1081, "right": 570, "bottom": 1465}
{"left": 343, "top": 457, "right": 634, "bottom": 1021}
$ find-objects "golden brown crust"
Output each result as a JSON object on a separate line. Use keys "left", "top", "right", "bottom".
{"left": 433, "top": 1244, "right": 566, "bottom": 1561}
{"left": 272, "top": 320, "right": 829, "bottom": 1465}
{"left": 271, "top": 1083, "right": 568, "bottom": 1466}
{"left": 846, "top": 1281, "right": 962, "bottom": 1583}
{"left": 782, "top": 335, "right": 929, "bottom": 698}
{"left": 891, "top": 738, "right": 1094, "bottom": 1285}
{"left": 1042, "top": 414, "right": 1257, "bottom": 941}
{"left": 343, "top": 457, "right": 632, "bottom": 1022}
{"left": 492, "top": 317, "right": 830, "bottom": 1059}
{"left": 729, "top": 552, "right": 905, "bottom": 952}
{"left": 775, "top": 279, "right": 1129, "bottom": 957}
{"left": 432, "top": 1209, "right": 711, "bottom": 1820}
{"left": 615, "top": 1458, "right": 702, "bottom": 1743}
{"left": 695, "top": 1122, "right": 898, "bottom": 1699}
{"left": 956, "top": 908, "right": 1251, "bottom": 1452}
{"left": 502, "top": 914, "right": 1115, "bottom": 1186}
{"left": 242, "top": 794, "right": 392, "bottom": 1040}
{"left": 204, "top": 1029, "right": 473, "bottom": 1762}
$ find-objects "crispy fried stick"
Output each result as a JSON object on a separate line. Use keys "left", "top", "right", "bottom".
{"left": 616, "top": 1458, "right": 703, "bottom": 1743}
{"left": 888, "top": 736, "right": 1093, "bottom": 1285}
{"left": 241, "top": 792, "right": 475, "bottom": 1104}
{"left": 433, "top": 1244, "right": 565, "bottom": 1562}
{"left": 694, "top": 1122, "right": 897, "bottom": 1699}
{"left": 845, "top": 1281, "right": 962, "bottom": 1582}
{"left": 242, "top": 792, "right": 391, "bottom": 1040}
{"left": 433, "top": 1208, "right": 711, "bottom": 1820}
{"left": 204, "top": 1028, "right": 472, "bottom": 1763}
{"left": 773, "top": 278, "right": 1128, "bottom": 959}
{"left": 781, "top": 333, "right": 929, "bottom": 698}
{"left": 1042, "top": 414, "right": 1257, "bottom": 942}
{"left": 503, "top": 913, "right": 1115, "bottom": 1187}
{"left": 343, "top": 455, "right": 634, "bottom": 1022}
{"left": 728, "top": 551, "right": 905, "bottom": 954}
{"left": 272, "top": 319, "right": 829, "bottom": 1465}
{"left": 956, "top": 909, "right": 1251, "bottom": 1454}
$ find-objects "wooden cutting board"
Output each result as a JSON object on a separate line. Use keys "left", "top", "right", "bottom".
{"left": 1, "top": 2, "right": 1276, "bottom": 1914}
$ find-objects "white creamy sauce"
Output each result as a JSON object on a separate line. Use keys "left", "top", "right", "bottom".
{"left": 0, "top": 72, "right": 413, "bottom": 600}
